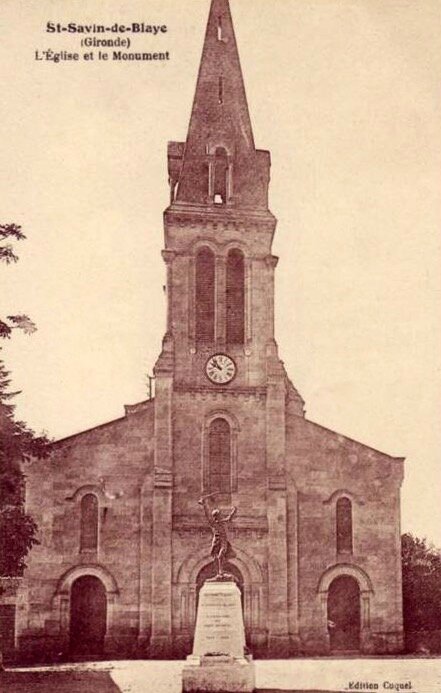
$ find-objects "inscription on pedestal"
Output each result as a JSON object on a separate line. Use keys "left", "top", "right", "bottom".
{"left": 193, "top": 581, "right": 245, "bottom": 657}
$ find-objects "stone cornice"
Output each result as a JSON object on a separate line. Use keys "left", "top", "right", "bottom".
{"left": 161, "top": 249, "right": 176, "bottom": 264}
{"left": 173, "top": 514, "right": 268, "bottom": 533}
{"left": 162, "top": 248, "right": 278, "bottom": 263}
{"left": 154, "top": 467, "right": 173, "bottom": 489}
{"left": 173, "top": 384, "right": 267, "bottom": 401}
{"left": 265, "top": 255, "right": 279, "bottom": 269}
{"left": 268, "top": 474, "right": 287, "bottom": 491}
{"left": 164, "top": 203, "right": 276, "bottom": 232}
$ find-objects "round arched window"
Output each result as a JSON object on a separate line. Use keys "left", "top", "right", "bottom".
{"left": 80, "top": 494, "right": 99, "bottom": 552}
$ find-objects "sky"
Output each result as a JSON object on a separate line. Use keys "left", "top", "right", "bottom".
{"left": 0, "top": 0, "right": 440, "bottom": 546}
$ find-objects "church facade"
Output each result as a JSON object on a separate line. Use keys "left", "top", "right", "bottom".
{"left": 17, "top": 0, "right": 404, "bottom": 660}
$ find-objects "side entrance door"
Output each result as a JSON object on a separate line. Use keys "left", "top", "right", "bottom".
{"left": 327, "top": 575, "right": 361, "bottom": 652}
{"left": 69, "top": 575, "right": 107, "bottom": 655}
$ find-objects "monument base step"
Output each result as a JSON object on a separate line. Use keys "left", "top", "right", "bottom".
{"left": 182, "top": 654, "right": 255, "bottom": 693}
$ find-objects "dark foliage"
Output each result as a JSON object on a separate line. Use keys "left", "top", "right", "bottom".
{"left": 402, "top": 532, "right": 441, "bottom": 632}
{"left": 0, "top": 222, "right": 49, "bottom": 576}
{"left": 0, "top": 359, "right": 50, "bottom": 576}
{"left": 0, "top": 224, "right": 36, "bottom": 338}
{"left": 0, "top": 222, "right": 25, "bottom": 263}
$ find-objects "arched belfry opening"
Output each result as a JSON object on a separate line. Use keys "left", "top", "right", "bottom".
{"left": 217, "top": 16, "right": 223, "bottom": 42}
{"left": 218, "top": 76, "right": 224, "bottom": 105}
{"left": 195, "top": 247, "right": 215, "bottom": 343}
{"left": 213, "top": 146, "right": 229, "bottom": 204}
{"left": 226, "top": 249, "right": 245, "bottom": 344}
{"left": 69, "top": 575, "right": 107, "bottom": 655}
{"left": 327, "top": 575, "right": 361, "bottom": 652}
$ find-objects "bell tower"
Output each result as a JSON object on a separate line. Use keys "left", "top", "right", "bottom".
{"left": 158, "top": 0, "right": 305, "bottom": 397}
{"left": 149, "top": 0, "right": 304, "bottom": 658}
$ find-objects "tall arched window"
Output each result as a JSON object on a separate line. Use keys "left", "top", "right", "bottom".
{"left": 80, "top": 493, "right": 99, "bottom": 552}
{"left": 226, "top": 249, "right": 245, "bottom": 344}
{"left": 213, "top": 147, "right": 228, "bottom": 203}
{"left": 195, "top": 247, "right": 215, "bottom": 343}
{"left": 336, "top": 497, "right": 353, "bottom": 554}
{"left": 209, "top": 418, "right": 231, "bottom": 494}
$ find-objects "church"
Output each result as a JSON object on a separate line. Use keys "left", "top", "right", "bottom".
{"left": 17, "top": 0, "right": 404, "bottom": 660}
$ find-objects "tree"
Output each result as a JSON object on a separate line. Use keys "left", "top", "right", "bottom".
{"left": 0, "top": 223, "right": 36, "bottom": 339}
{"left": 0, "top": 222, "right": 48, "bottom": 576}
{"left": 402, "top": 532, "right": 441, "bottom": 633}
{"left": 0, "top": 360, "right": 49, "bottom": 575}
{"left": 0, "top": 223, "right": 24, "bottom": 263}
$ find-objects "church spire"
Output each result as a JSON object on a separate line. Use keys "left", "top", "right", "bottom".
{"left": 187, "top": 0, "right": 255, "bottom": 154}
{"left": 167, "top": 0, "right": 271, "bottom": 211}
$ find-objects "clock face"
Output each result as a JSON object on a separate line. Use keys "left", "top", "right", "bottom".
{"left": 205, "top": 353, "right": 236, "bottom": 385}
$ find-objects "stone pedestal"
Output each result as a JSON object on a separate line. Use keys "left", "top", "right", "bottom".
{"left": 182, "top": 580, "right": 255, "bottom": 693}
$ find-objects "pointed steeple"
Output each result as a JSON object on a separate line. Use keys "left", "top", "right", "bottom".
{"left": 168, "top": 0, "right": 271, "bottom": 211}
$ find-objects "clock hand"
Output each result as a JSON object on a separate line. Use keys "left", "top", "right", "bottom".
{"left": 212, "top": 358, "right": 222, "bottom": 371}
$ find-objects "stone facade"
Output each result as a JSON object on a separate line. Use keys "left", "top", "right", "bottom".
{"left": 16, "top": 0, "right": 404, "bottom": 661}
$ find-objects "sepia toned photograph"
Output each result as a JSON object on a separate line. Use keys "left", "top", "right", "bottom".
{"left": 0, "top": 1, "right": 440, "bottom": 691}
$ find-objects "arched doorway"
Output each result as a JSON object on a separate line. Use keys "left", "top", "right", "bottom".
{"left": 327, "top": 575, "right": 361, "bottom": 652}
{"left": 196, "top": 561, "right": 244, "bottom": 610}
{"left": 69, "top": 575, "right": 107, "bottom": 655}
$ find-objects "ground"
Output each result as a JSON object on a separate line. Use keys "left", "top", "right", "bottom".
{"left": 2, "top": 658, "right": 440, "bottom": 693}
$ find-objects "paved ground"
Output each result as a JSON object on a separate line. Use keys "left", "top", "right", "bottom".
{"left": 3, "top": 657, "right": 441, "bottom": 693}
{"left": 1, "top": 670, "right": 120, "bottom": 693}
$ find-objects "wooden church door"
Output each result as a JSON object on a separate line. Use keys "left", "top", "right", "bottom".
{"left": 327, "top": 575, "right": 361, "bottom": 652}
{"left": 69, "top": 575, "right": 107, "bottom": 655}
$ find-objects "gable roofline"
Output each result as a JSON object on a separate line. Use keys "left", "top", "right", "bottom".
{"left": 51, "top": 399, "right": 154, "bottom": 448}
{"left": 304, "top": 417, "right": 405, "bottom": 462}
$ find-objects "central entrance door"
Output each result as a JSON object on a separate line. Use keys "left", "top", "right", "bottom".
{"left": 69, "top": 575, "right": 107, "bottom": 655}
{"left": 327, "top": 575, "right": 361, "bottom": 652}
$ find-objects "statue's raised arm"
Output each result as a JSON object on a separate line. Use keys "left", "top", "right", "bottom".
{"left": 221, "top": 506, "right": 237, "bottom": 523}
{"left": 198, "top": 494, "right": 215, "bottom": 523}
